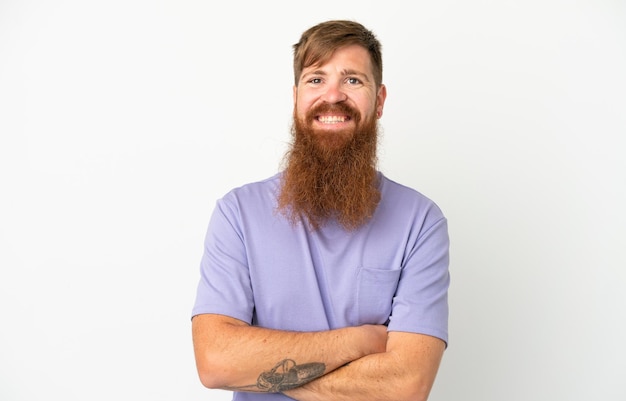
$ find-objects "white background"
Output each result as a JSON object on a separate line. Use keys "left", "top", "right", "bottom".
{"left": 1, "top": 1, "right": 625, "bottom": 400}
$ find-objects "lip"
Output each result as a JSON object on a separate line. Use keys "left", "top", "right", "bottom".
{"left": 315, "top": 115, "right": 352, "bottom": 125}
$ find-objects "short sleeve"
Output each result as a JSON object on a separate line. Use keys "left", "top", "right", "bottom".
{"left": 387, "top": 210, "right": 450, "bottom": 346}
{"left": 191, "top": 196, "right": 255, "bottom": 323}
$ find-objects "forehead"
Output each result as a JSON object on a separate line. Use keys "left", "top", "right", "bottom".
{"left": 303, "top": 45, "right": 374, "bottom": 75}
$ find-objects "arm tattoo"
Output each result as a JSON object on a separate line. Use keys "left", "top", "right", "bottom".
{"left": 225, "top": 359, "right": 326, "bottom": 393}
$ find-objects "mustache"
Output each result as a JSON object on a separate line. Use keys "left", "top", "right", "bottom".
{"left": 306, "top": 102, "right": 360, "bottom": 122}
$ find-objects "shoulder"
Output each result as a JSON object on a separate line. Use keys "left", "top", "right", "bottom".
{"left": 211, "top": 174, "right": 282, "bottom": 227}
{"left": 378, "top": 173, "right": 445, "bottom": 219}
{"left": 220, "top": 173, "right": 281, "bottom": 204}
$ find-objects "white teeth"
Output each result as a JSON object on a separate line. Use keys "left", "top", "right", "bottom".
{"left": 318, "top": 116, "right": 346, "bottom": 123}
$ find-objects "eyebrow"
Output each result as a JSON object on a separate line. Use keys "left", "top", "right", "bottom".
{"left": 300, "top": 68, "right": 371, "bottom": 83}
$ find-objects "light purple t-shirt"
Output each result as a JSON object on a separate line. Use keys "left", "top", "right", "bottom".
{"left": 192, "top": 172, "right": 450, "bottom": 401}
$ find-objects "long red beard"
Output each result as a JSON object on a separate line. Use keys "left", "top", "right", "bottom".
{"left": 277, "top": 104, "right": 381, "bottom": 231}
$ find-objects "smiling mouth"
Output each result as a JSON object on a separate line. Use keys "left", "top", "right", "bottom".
{"left": 317, "top": 115, "right": 350, "bottom": 124}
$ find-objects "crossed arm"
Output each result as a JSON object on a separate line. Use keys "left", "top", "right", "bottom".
{"left": 192, "top": 313, "right": 445, "bottom": 401}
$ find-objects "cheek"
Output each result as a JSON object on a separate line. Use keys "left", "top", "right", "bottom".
{"left": 353, "top": 94, "right": 377, "bottom": 115}
{"left": 357, "top": 103, "right": 376, "bottom": 120}
{"left": 295, "top": 101, "right": 306, "bottom": 117}
{"left": 295, "top": 96, "right": 315, "bottom": 119}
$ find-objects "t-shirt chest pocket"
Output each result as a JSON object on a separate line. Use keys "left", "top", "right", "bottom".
{"left": 356, "top": 267, "right": 402, "bottom": 325}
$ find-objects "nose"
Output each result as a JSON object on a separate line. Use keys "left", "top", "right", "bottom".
{"left": 321, "top": 82, "right": 347, "bottom": 103}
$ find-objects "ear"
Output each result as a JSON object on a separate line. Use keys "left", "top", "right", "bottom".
{"left": 376, "top": 84, "right": 387, "bottom": 119}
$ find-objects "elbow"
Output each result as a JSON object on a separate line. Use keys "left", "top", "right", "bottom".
{"left": 197, "top": 370, "right": 224, "bottom": 390}
{"left": 192, "top": 315, "right": 246, "bottom": 390}
{"left": 198, "top": 362, "right": 232, "bottom": 390}
{"left": 392, "top": 376, "right": 435, "bottom": 401}
{"left": 407, "top": 388, "right": 433, "bottom": 401}
{"left": 196, "top": 361, "right": 235, "bottom": 390}
{"left": 196, "top": 366, "right": 220, "bottom": 390}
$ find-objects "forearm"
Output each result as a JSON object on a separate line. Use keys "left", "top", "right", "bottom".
{"left": 192, "top": 314, "right": 387, "bottom": 392}
{"left": 284, "top": 349, "right": 404, "bottom": 401}
{"left": 284, "top": 332, "right": 445, "bottom": 401}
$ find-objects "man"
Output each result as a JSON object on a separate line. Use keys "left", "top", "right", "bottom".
{"left": 192, "top": 20, "right": 450, "bottom": 401}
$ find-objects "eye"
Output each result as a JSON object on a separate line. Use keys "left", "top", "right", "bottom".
{"left": 347, "top": 77, "right": 362, "bottom": 85}
{"left": 308, "top": 77, "right": 322, "bottom": 84}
